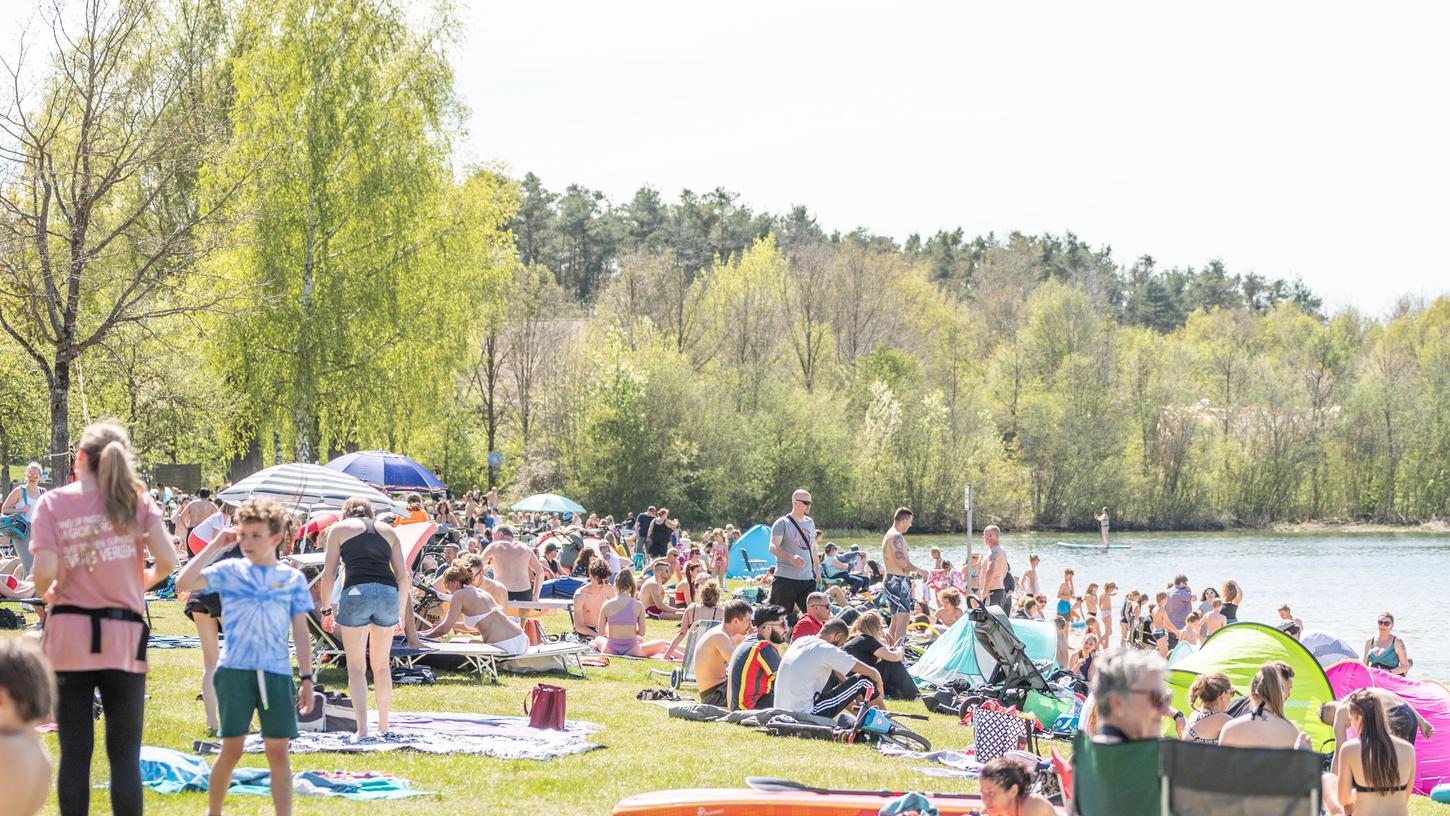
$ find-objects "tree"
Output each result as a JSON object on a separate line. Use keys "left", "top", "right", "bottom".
{"left": 0, "top": 0, "right": 239, "bottom": 462}
{"left": 504, "top": 263, "right": 570, "bottom": 446}
{"left": 208, "top": 0, "right": 512, "bottom": 462}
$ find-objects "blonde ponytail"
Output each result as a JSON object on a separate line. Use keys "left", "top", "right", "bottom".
{"left": 79, "top": 421, "right": 144, "bottom": 531}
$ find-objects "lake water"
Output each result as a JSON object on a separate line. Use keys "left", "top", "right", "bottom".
{"left": 824, "top": 529, "right": 1450, "bottom": 682}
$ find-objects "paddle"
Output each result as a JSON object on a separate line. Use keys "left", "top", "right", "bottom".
{"left": 745, "top": 777, "right": 982, "bottom": 800}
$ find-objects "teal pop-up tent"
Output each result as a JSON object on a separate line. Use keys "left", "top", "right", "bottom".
{"left": 726, "top": 524, "right": 773, "bottom": 578}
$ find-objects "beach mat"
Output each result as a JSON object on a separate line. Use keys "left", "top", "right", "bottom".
{"left": 139, "top": 746, "right": 430, "bottom": 799}
{"left": 244, "top": 711, "right": 600, "bottom": 760}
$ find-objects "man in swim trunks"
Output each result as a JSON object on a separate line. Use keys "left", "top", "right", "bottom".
{"left": 983, "top": 525, "right": 1009, "bottom": 610}
{"left": 179, "top": 488, "right": 219, "bottom": 557}
{"left": 1057, "top": 568, "right": 1075, "bottom": 619}
{"left": 695, "top": 599, "right": 752, "bottom": 707}
{"left": 881, "top": 507, "right": 927, "bottom": 646}
{"left": 570, "top": 558, "right": 614, "bottom": 638}
{"left": 639, "top": 559, "right": 681, "bottom": 619}
{"left": 480, "top": 525, "right": 542, "bottom": 605}
{"left": 726, "top": 605, "right": 788, "bottom": 711}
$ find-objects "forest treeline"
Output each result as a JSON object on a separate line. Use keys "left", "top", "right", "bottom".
{"left": 1, "top": 0, "right": 1446, "bottom": 531}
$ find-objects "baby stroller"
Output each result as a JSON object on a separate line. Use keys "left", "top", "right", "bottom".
{"left": 924, "top": 596, "right": 1069, "bottom": 716}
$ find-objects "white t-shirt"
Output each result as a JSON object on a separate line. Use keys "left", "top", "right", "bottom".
{"left": 773, "top": 635, "right": 858, "bottom": 713}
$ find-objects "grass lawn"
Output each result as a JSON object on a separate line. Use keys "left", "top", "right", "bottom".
{"left": 9, "top": 602, "right": 1444, "bottom": 815}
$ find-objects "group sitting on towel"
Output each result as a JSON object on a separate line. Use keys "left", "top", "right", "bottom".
{"left": 695, "top": 601, "right": 892, "bottom": 720}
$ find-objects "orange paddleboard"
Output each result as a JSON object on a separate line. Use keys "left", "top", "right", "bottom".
{"left": 613, "top": 788, "right": 984, "bottom": 816}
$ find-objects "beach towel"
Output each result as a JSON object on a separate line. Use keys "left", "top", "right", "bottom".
{"left": 244, "top": 711, "right": 600, "bottom": 760}
{"left": 146, "top": 635, "right": 203, "bottom": 649}
{"left": 878, "top": 743, "right": 982, "bottom": 780}
{"left": 1326, "top": 660, "right": 1450, "bottom": 795}
{"left": 137, "top": 747, "right": 428, "bottom": 799}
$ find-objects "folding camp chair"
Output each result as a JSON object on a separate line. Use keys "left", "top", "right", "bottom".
{"left": 1158, "top": 739, "right": 1321, "bottom": 815}
{"left": 305, "top": 612, "right": 430, "bottom": 675}
{"left": 649, "top": 619, "right": 721, "bottom": 689}
{"left": 1071, "top": 731, "right": 1161, "bottom": 816}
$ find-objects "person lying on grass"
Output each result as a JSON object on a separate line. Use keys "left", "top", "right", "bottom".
{"left": 175, "top": 497, "right": 314, "bottom": 816}
{"left": 420, "top": 565, "right": 529, "bottom": 655}
{"left": 0, "top": 637, "right": 54, "bottom": 816}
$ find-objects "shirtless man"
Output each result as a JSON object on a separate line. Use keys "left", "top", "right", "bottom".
{"left": 1201, "top": 598, "right": 1228, "bottom": 638}
{"left": 881, "top": 507, "right": 927, "bottom": 645}
{"left": 437, "top": 553, "right": 509, "bottom": 608}
{"left": 421, "top": 565, "right": 528, "bottom": 654}
{"left": 571, "top": 558, "right": 614, "bottom": 638}
{"left": 480, "top": 525, "right": 542, "bottom": 605}
{"left": 1020, "top": 553, "right": 1040, "bottom": 598}
{"left": 983, "top": 525, "right": 1009, "bottom": 610}
{"left": 1056, "top": 568, "right": 1076, "bottom": 620}
{"left": 179, "top": 488, "right": 219, "bottom": 556}
{"left": 639, "top": 559, "right": 681, "bottom": 620}
{"left": 693, "top": 599, "right": 752, "bottom": 707}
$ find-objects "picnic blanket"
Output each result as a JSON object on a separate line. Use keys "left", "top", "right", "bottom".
{"left": 878, "top": 742, "right": 983, "bottom": 780}
{"left": 244, "top": 711, "right": 601, "bottom": 760}
{"left": 138, "top": 746, "right": 429, "bottom": 799}
{"left": 146, "top": 635, "right": 204, "bottom": 649}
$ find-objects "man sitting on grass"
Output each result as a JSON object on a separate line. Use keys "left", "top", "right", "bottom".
{"left": 175, "top": 498, "right": 315, "bottom": 816}
{"left": 791, "top": 591, "right": 833, "bottom": 641}
{"left": 694, "top": 599, "right": 752, "bottom": 707}
{"left": 727, "top": 605, "right": 788, "bottom": 711}
{"left": 773, "top": 619, "right": 883, "bottom": 718}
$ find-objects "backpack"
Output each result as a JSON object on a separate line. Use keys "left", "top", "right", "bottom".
{"left": 1004, "top": 571, "right": 1016, "bottom": 593}
{"left": 0, "top": 608, "right": 25, "bottom": 630}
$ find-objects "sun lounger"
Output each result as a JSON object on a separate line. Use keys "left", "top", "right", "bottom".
{"left": 304, "top": 612, "right": 430, "bottom": 674}
{"left": 417, "top": 639, "right": 589, "bottom": 683}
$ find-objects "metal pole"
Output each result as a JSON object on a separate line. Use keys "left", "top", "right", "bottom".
{"left": 964, "top": 484, "right": 974, "bottom": 599}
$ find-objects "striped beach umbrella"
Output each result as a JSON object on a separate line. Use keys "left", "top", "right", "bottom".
{"left": 218, "top": 463, "right": 403, "bottom": 515}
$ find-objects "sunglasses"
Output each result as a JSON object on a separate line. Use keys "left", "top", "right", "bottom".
{"left": 1128, "top": 688, "right": 1172, "bottom": 709}
{"left": 1378, "top": 619, "right": 1392, "bottom": 626}
{"left": 795, "top": 498, "right": 812, "bottom": 506}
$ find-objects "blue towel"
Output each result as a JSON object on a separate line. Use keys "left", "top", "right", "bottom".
{"left": 137, "top": 746, "right": 429, "bottom": 799}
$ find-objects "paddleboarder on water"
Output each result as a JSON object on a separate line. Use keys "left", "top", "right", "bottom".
{"left": 1094, "top": 506, "right": 1110, "bottom": 548}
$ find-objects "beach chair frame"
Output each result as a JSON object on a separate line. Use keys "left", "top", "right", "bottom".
{"left": 649, "top": 618, "right": 721, "bottom": 689}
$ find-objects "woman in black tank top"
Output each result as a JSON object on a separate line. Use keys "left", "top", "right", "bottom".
{"left": 319, "top": 497, "right": 410, "bottom": 739}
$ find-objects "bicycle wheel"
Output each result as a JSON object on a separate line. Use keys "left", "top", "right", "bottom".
{"left": 880, "top": 724, "right": 931, "bottom": 753}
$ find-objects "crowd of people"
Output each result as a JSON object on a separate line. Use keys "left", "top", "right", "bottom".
{"left": 0, "top": 423, "right": 1433, "bottom": 816}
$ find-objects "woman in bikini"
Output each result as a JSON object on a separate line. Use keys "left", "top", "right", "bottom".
{"left": 1364, "top": 612, "right": 1411, "bottom": 676}
{"left": 421, "top": 565, "right": 529, "bottom": 655}
{"left": 1097, "top": 582, "right": 1116, "bottom": 647}
{"left": 1183, "top": 671, "right": 1233, "bottom": 744}
{"left": 593, "top": 569, "right": 670, "bottom": 658}
{"left": 1336, "top": 690, "right": 1415, "bottom": 816}
{"left": 664, "top": 578, "right": 724, "bottom": 658}
{"left": 1083, "top": 582, "right": 1100, "bottom": 625}
{"left": 1219, "top": 662, "right": 1311, "bottom": 751}
{"left": 1220, "top": 580, "right": 1243, "bottom": 624}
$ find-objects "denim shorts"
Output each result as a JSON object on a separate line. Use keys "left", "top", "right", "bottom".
{"left": 337, "top": 582, "right": 400, "bottom": 628}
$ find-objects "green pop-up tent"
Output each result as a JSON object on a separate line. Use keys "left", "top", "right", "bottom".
{"left": 1166, "top": 622, "right": 1334, "bottom": 745}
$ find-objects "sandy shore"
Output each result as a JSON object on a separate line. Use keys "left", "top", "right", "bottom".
{"left": 1267, "top": 519, "right": 1450, "bottom": 534}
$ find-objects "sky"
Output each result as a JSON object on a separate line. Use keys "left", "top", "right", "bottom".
{"left": 456, "top": 1, "right": 1450, "bottom": 314}
{"left": 2, "top": 2, "right": 1446, "bottom": 314}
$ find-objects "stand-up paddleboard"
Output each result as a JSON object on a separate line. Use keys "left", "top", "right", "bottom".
{"left": 613, "top": 779, "right": 984, "bottom": 816}
{"left": 1056, "top": 540, "right": 1130, "bottom": 550}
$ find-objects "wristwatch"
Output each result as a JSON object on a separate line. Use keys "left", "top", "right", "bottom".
{"left": 319, "top": 607, "right": 333, "bottom": 616}
{"left": 298, "top": 673, "right": 313, "bottom": 683}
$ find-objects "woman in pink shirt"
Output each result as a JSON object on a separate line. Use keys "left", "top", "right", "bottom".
{"left": 29, "top": 421, "right": 177, "bottom": 816}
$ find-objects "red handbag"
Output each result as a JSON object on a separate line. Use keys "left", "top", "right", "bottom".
{"left": 525, "top": 683, "right": 566, "bottom": 730}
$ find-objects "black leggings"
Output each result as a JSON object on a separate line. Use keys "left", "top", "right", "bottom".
{"left": 55, "top": 669, "right": 146, "bottom": 816}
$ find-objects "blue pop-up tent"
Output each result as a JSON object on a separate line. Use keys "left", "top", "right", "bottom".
{"left": 726, "top": 524, "right": 773, "bottom": 578}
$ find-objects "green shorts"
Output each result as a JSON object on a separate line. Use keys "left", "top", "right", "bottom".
{"left": 215, "top": 667, "right": 298, "bottom": 739}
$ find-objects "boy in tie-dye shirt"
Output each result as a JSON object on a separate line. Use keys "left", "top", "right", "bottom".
{"left": 176, "top": 498, "right": 314, "bottom": 816}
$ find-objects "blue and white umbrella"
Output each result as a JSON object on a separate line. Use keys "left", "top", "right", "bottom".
{"left": 510, "top": 493, "right": 586, "bottom": 515}
{"left": 218, "top": 463, "right": 403, "bottom": 515}
{"left": 324, "top": 449, "right": 445, "bottom": 492}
